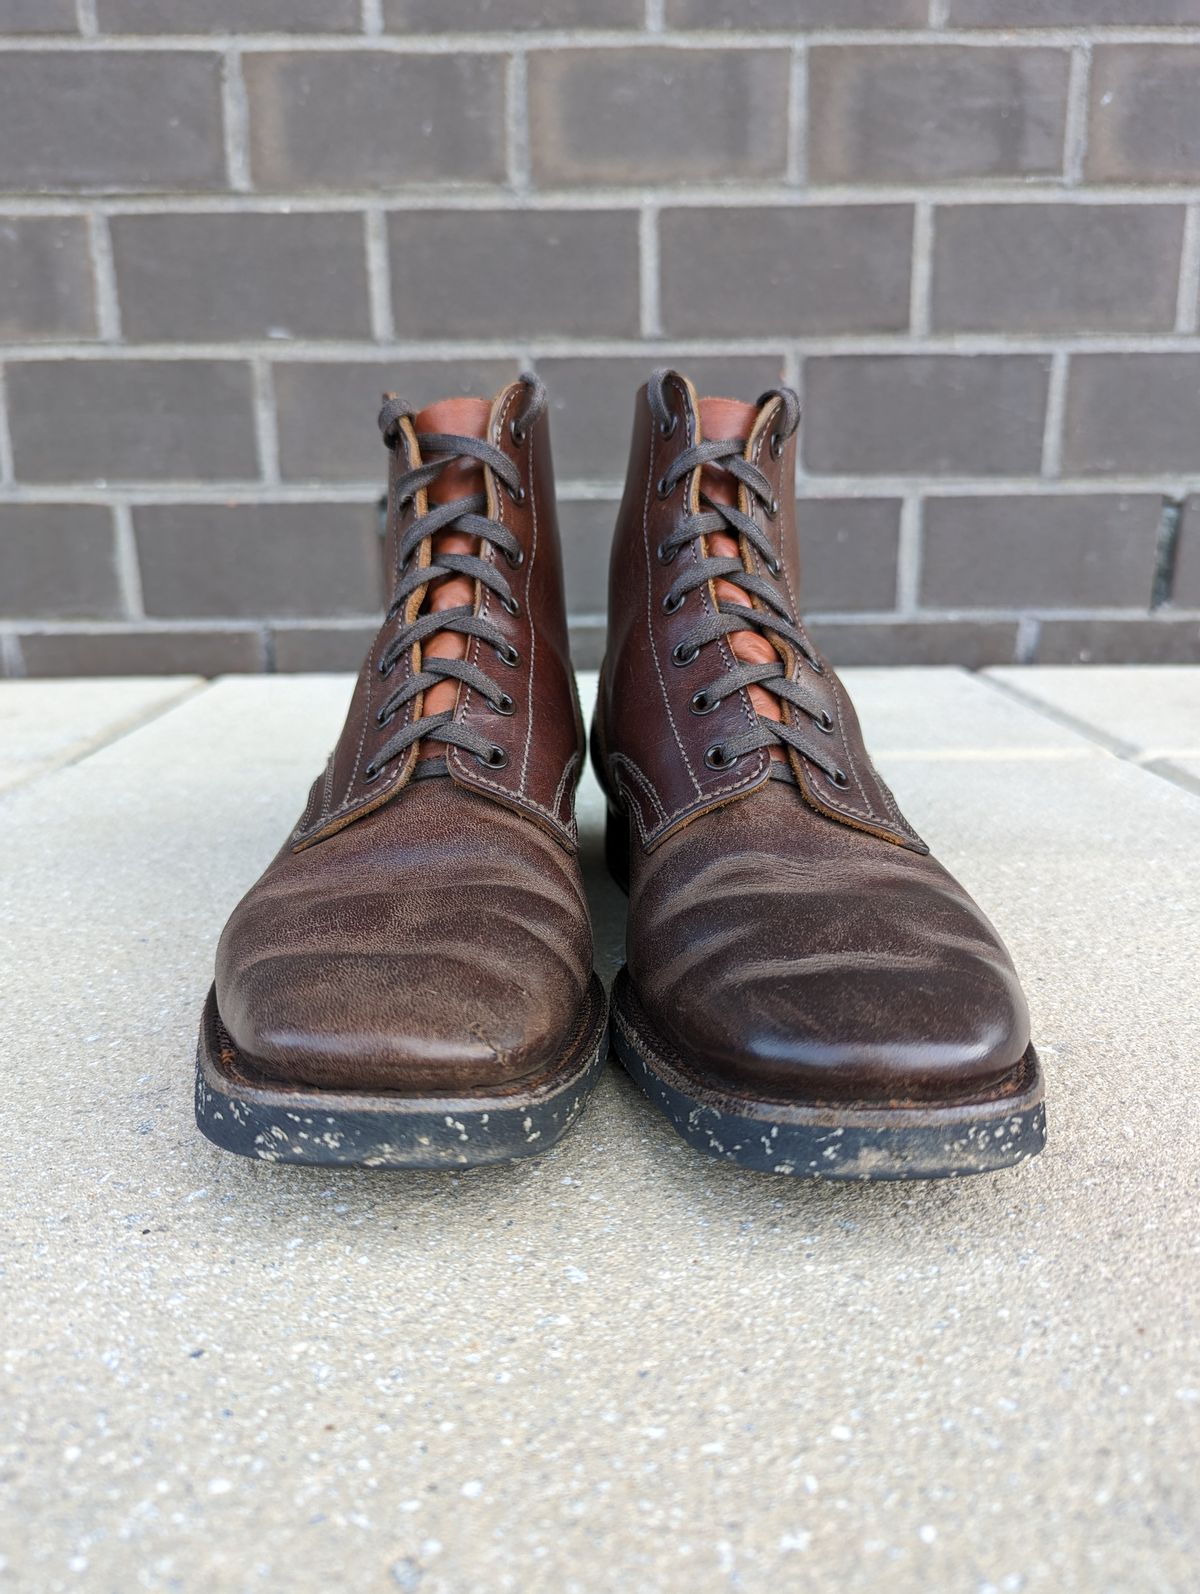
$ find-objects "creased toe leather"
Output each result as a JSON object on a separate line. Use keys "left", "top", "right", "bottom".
{"left": 627, "top": 784, "right": 1029, "bottom": 1103}
{"left": 217, "top": 782, "right": 593, "bottom": 1093}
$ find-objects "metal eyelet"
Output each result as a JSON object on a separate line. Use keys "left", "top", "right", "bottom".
{"left": 808, "top": 656, "right": 824, "bottom": 675}
{"left": 705, "top": 745, "right": 736, "bottom": 770}
{"left": 501, "top": 594, "right": 521, "bottom": 616}
{"left": 662, "top": 590, "right": 685, "bottom": 615}
{"left": 769, "top": 432, "right": 784, "bottom": 460}
{"left": 479, "top": 746, "right": 509, "bottom": 769}
{"left": 672, "top": 642, "right": 700, "bottom": 667}
{"left": 378, "top": 657, "right": 396, "bottom": 678}
{"left": 505, "top": 546, "right": 525, "bottom": 568}
{"left": 764, "top": 554, "right": 781, "bottom": 577}
{"left": 829, "top": 768, "right": 849, "bottom": 788}
{"left": 690, "top": 690, "right": 719, "bottom": 716}
{"left": 510, "top": 419, "right": 526, "bottom": 445}
{"left": 657, "top": 540, "right": 678, "bottom": 565}
{"left": 498, "top": 643, "right": 520, "bottom": 668}
{"left": 363, "top": 762, "right": 381, "bottom": 783}
{"left": 375, "top": 706, "right": 396, "bottom": 727}
{"left": 509, "top": 483, "right": 527, "bottom": 505}
{"left": 659, "top": 413, "right": 678, "bottom": 439}
{"left": 815, "top": 710, "right": 835, "bottom": 735}
{"left": 493, "top": 692, "right": 515, "bottom": 716}
{"left": 765, "top": 497, "right": 779, "bottom": 520}
{"left": 656, "top": 475, "right": 672, "bottom": 499}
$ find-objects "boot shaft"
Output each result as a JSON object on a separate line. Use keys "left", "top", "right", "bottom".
{"left": 595, "top": 367, "right": 923, "bottom": 854}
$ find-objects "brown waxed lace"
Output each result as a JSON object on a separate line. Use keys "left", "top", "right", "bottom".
{"left": 646, "top": 369, "right": 847, "bottom": 788}
{"left": 365, "top": 374, "right": 547, "bottom": 782}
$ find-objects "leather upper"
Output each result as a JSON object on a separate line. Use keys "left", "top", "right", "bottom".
{"left": 214, "top": 378, "right": 592, "bottom": 1092}
{"left": 595, "top": 371, "right": 1031, "bottom": 1102}
{"left": 595, "top": 372, "right": 924, "bottom": 854}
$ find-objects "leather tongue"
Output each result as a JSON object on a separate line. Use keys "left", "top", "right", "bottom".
{"left": 409, "top": 396, "right": 493, "bottom": 748}
{"left": 697, "top": 397, "right": 784, "bottom": 750}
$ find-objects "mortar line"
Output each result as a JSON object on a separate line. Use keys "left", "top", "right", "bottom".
{"left": 11, "top": 26, "right": 1200, "bottom": 48}
{"left": 639, "top": 205, "right": 662, "bottom": 339}
{"left": 364, "top": 210, "right": 395, "bottom": 341}
{"left": 10, "top": 186, "right": 1200, "bottom": 215}
{"left": 251, "top": 358, "right": 280, "bottom": 483}
{"left": 0, "top": 631, "right": 24, "bottom": 679}
{"left": 506, "top": 50, "right": 531, "bottom": 194}
{"left": 0, "top": 366, "right": 15, "bottom": 486}
{"left": 221, "top": 49, "right": 252, "bottom": 193}
{"left": 1063, "top": 44, "right": 1092, "bottom": 185}
{"left": 86, "top": 212, "right": 123, "bottom": 341}
{"left": 111, "top": 503, "right": 145, "bottom": 619}
{"left": 5, "top": 475, "right": 1200, "bottom": 507}
{"left": 1014, "top": 614, "right": 1041, "bottom": 664}
{"left": 895, "top": 495, "right": 923, "bottom": 615}
{"left": 1174, "top": 205, "right": 1200, "bottom": 335}
{"left": 908, "top": 201, "right": 934, "bottom": 337}
{"left": 8, "top": 331, "right": 1200, "bottom": 362}
{"left": 786, "top": 43, "right": 807, "bottom": 187}
{"left": 1040, "top": 351, "right": 1069, "bottom": 478}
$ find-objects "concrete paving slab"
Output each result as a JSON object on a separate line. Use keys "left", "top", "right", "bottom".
{"left": 0, "top": 676, "right": 202, "bottom": 793}
{"left": 987, "top": 665, "right": 1200, "bottom": 760}
{"left": 1, "top": 670, "right": 1198, "bottom": 1594}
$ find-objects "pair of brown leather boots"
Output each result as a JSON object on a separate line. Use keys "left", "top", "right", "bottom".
{"left": 196, "top": 370, "right": 1045, "bottom": 1180}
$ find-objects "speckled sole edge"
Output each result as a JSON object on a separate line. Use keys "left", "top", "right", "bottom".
{"left": 194, "top": 976, "right": 608, "bottom": 1168}
{"left": 610, "top": 969, "right": 1046, "bottom": 1181}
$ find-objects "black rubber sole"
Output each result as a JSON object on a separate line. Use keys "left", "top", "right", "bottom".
{"left": 611, "top": 968, "right": 1046, "bottom": 1181}
{"left": 194, "top": 976, "right": 608, "bottom": 1168}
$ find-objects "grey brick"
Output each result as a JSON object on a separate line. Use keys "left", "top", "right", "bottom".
{"left": 388, "top": 211, "right": 640, "bottom": 338}
{"left": 271, "top": 623, "right": 378, "bottom": 672}
{"left": 949, "top": 0, "right": 1200, "bottom": 19}
{"left": 0, "top": 218, "right": 96, "bottom": 339}
{"left": 7, "top": 360, "right": 259, "bottom": 483}
{"left": 244, "top": 53, "right": 506, "bottom": 190}
{"left": 0, "top": 506, "right": 121, "bottom": 619}
{"left": 559, "top": 499, "right": 619, "bottom": 615}
{"left": 660, "top": 207, "right": 912, "bottom": 337}
{"left": 538, "top": 355, "right": 785, "bottom": 482}
{"left": 1088, "top": 47, "right": 1200, "bottom": 184}
{"left": 386, "top": 0, "right": 641, "bottom": 26}
{"left": 1062, "top": 356, "right": 1200, "bottom": 477}
{"left": 0, "top": 53, "right": 224, "bottom": 192}
{"left": 1175, "top": 498, "right": 1200, "bottom": 608}
{"left": 803, "top": 357, "right": 1050, "bottom": 477}
{"left": 274, "top": 359, "right": 521, "bottom": 482}
{"left": 97, "top": 0, "right": 359, "bottom": 29}
{"left": 809, "top": 618, "right": 1018, "bottom": 667}
{"left": 800, "top": 499, "right": 901, "bottom": 613}
{"left": 17, "top": 626, "right": 265, "bottom": 676}
{"left": 922, "top": 495, "right": 1160, "bottom": 610}
{"left": 527, "top": 48, "right": 789, "bottom": 186}
{"left": 932, "top": 205, "right": 1184, "bottom": 335}
{"left": 666, "top": 0, "right": 926, "bottom": 24}
{"left": 1035, "top": 617, "right": 1200, "bottom": 665}
{"left": 809, "top": 46, "right": 1070, "bottom": 183}
{"left": 134, "top": 503, "right": 381, "bottom": 620}
{"left": 1, "top": 0, "right": 77, "bottom": 32}
{"left": 111, "top": 213, "right": 371, "bottom": 342}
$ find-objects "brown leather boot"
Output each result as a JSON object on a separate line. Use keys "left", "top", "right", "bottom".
{"left": 593, "top": 368, "right": 1045, "bottom": 1179}
{"left": 196, "top": 374, "right": 607, "bottom": 1166}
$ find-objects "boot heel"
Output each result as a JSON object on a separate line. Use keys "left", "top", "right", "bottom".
{"left": 605, "top": 804, "right": 631, "bottom": 895}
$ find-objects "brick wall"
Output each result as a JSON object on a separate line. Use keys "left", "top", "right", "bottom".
{"left": 1, "top": 3, "right": 1199, "bottom": 675}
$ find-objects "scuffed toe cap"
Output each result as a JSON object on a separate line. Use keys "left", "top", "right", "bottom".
{"left": 628, "top": 789, "right": 1031, "bottom": 1105}
{"left": 215, "top": 784, "right": 593, "bottom": 1094}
